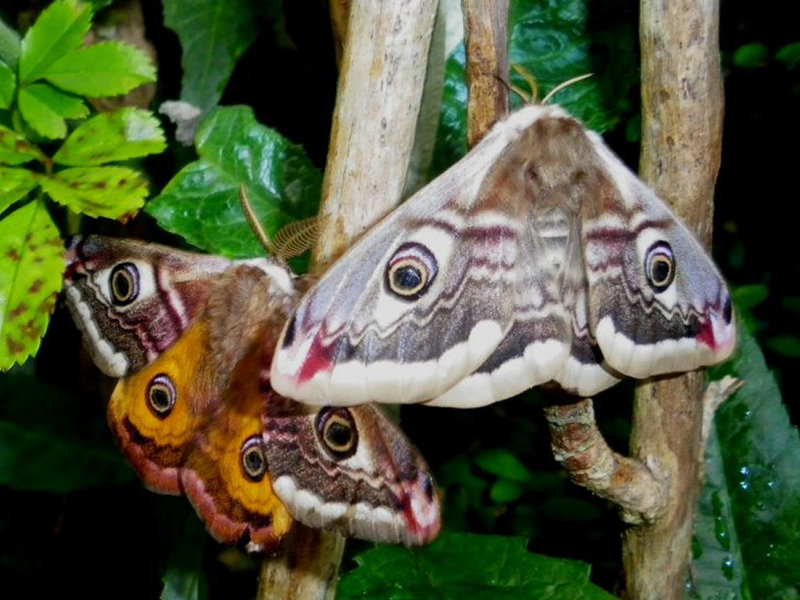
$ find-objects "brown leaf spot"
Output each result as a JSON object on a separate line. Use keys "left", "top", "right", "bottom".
{"left": 9, "top": 303, "right": 29, "bottom": 319}
{"left": 43, "top": 293, "right": 58, "bottom": 312}
{"left": 29, "top": 279, "right": 43, "bottom": 294}
{"left": 118, "top": 178, "right": 129, "bottom": 186}
{"left": 93, "top": 181, "right": 108, "bottom": 190}
{"left": 7, "top": 248, "right": 20, "bottom": 261}
{"left": 6, "top": 337, "right": 25, "bottom": 355}
{"left": 22, "top": 319, "right": 41, "bottom": 340}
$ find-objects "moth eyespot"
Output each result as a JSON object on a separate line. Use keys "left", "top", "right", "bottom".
{"left": 385, "top": 242, "right": 438, "bottom": 300}
{"left": 241, "top": 436, "right": 268, "bottom": 482}
{"left": 315, "top": 408, "right": 358, "bottom": 459}
{"left": 645, "top": 241, "right": 675, "bottom": 292}
{"left": 109, "top": 262, "right": 139, "bottom": 305}
{"left": 147, "top": 374, "right": 176, "bottom": 418}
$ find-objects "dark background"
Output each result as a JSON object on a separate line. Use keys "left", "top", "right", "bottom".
{"left": 0, "top": 0, "right": 797, "bottom": 597}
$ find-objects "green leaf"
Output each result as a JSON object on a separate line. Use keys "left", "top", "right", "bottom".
{"left": 433, "top": 0, "right": 638, "bottom": 178}
{"left": 490, "top": 479, "right": 527, "bottom": 504}
{"left": 18, "top": 83, "right": 88, "bottom": 139}
{"left": 765, "top": 334, "right": 800, "bottom": 358}
{"left": 508, "top": 0, "right": 638, "bottom": 131}
{"left": 732, "top": 284, "right": 768, "bottom": 312}
{"left": 338, "top": 532, "right": 618, "bottom": 599}
{"left": 780, "top": 296, "right": 800, "bottom": 314}
{"left": 54, "top": 108, "right": 166, "bottom": 166}
{"left": 42, "top": 41, "right": 156, "bottom": 97}
{"left": 19, "top": 0, "right": 93, "bottom": 83}
{"left": 0, "top": 200, "right": 63, "bottom": 370}
{"left": 775, "top": 41, "right": 800, "bottom": 69}
{"left": 430, "top": 44, "right": 468, "bottom": 178}
{"left": 0, "top": 370, "right": 132, "bottom": 491}
{"left": 0, "top": 124, "right": 46, "bottom": 165}
{"left": 37, "top": 166, "right": 149, "bottom": 218}
{"left": 703, "top": 327, "right": 800, "bottom": 598}
{"left": 0, "top": 16, "right": 21, "bottom": 69}
{"left": 160, "top": 513, "right": 209, "bottom": 600}
{"left": 0, "top": 167, "right": 37, "bottom": 214}
{"left": 691, "top": 425, "right": 746, "bottom": 598}
{"left": 147, "top": 106, "right": 321, "bottom": 258}
{"left": 733, "top": 43, "right": 769, "bottom": 69}
{"left": 475, "top": 448, "right": 536, "bottom": 483}
{"left": 163, "top": 0, "right": 259, "bottom": 110}
{"left": 0, "top": 60, "right": 15, "bottom": 108}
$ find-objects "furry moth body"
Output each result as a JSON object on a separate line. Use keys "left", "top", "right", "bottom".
{"left": 272, "top": 104, "right": 736, "bottom": 408}
{"left": 63, "top": 236, "right": 440, "bottom": 549}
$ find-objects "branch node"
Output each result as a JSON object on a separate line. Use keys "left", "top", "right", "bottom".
{"left": 544, "top": 399, "right": 668, "bottom": 526}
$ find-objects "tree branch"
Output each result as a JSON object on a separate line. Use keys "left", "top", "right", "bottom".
{"left": 622, "top": 1, "right": 725, "bottom": 597}
{"left": 544, "top": 399, "right": 666, "bottom": 525}
{"left": 258, "top": 2, "right": 438, "bottom": 598}
{"left": 462, "top": 0, "right": 510, "bottom": 143}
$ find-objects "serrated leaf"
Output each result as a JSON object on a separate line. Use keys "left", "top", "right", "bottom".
{"left": 0, "top": 200, "right": 63, "bottom": 370}
{"left": 18, "top": 85, "right": 66, "bottom": 139}
{"left": 163, "top": 0, "right": 259, "bottom": 110}
{"left": 54, "top": 107, "right": 166, "bottom": 166}
{"left": 0, "top": 60, "right": 15, "bottom": 108}
{"left": 0, "top": 124, "right": 46, "bottom": 165}
{"left": 18, "top": 83, "right": 88, "bottom": 139}
{"left": 19, "top": 0, "right": 92, "bottom": 83}
{"left": 703, "top": 327, "right": 800, "bottom": 598}
{"left": 42, "top": 41, "right": 155, "bottom": 97}
{"left": 146, "top": 106, "right": 321, "bottom": 258}
{"left": 338, "top": 533, "right": 618, "bottom": 600}
{"left": 37, "top": 166, "right": 148, "bottom": 218}
{"left": 0, "top": 167, "right": 37, "bottom": 213}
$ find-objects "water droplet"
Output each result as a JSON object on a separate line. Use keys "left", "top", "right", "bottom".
{"left": 722, "top": 556, "right": 735, "bottom": 581}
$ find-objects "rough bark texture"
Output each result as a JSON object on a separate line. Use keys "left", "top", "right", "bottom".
{"left": 258, "top": 2, "right": 438, "bottom": 598}
{"left": 462, "top": 0, "right": 510, "bottom": 143}
{"left": 312, "top": 0, "right": 438, "bottom": 268}
{"left": 622, "top": 1, "right": 724, "bottom": 598}
{"left": 544, "top": 400, "right": 666, "bottom": 525}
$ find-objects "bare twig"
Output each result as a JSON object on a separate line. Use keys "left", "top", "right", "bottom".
{"left": 622, "top": 1, "right": 725, "bottom": 597}
{"left": 700, "top": 377, "right": 744, "bottom": 457}
{"left": 462, "top": 0, "right": 510, "bottom": 143}
{"left": 313, "top": 0, "right": 438, "bottom": 268}
{"left": 544, "top": 399, "right": 666, "bottom": 525}
{"left": 258, "top": 2, "right": 438, "bottom": 599}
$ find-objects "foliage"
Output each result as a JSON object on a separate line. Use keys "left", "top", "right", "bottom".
{"left": 0, "top": 1, "right": 797, "bottom": 599}
{"left": 0, "top": 0, "right": 163, "bottom": 370}
{"left": 337, "top": 532, "right": 616, "bottom": 600}
{"left": 146, "top": 105, "right": 320, "bottom": 260}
